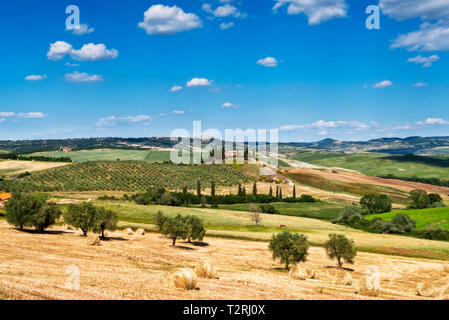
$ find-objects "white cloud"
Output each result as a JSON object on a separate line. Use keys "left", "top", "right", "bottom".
{"left": 407, "top": 54, "right": 440, "bottom": 67}
{"left": 170, "top": 85, "right": 183, "bottom": 92}
{"left": 273, "top": 0, "right": 348, "bottom": 25}
{"left": 70, "top": 43, "right": 119, "bottom": 61}
{"left": 47, "top": 41, "right": 73, "bottom": 61}
{"left": 65, "top": 71, "right": 103, "bottom": 83}
{"left": 17, "top": 112, "right": 47, "bottom": 119}
{"left": 0, "top": 112, "right": 15, "bottom": 117}
{"left": 171, "top": 110, "right": 185, "bottom": 115}
{"left": 279, "top": 120, "right": 371, "bottom": 132}
{"left": 220, "top": 22, "right": 234, "bottom": 30}
{"left": 65, "top": 62, "right": 80, "bottom": 67}
{"left": 393, "top": 124, "right": 412, "bottom": 130}
{"left": 68, "top": 24, "right": 95, "bottom": 35}
{"left": 379, "top": 0, "right": 449, "bottom": 22}
{"left": 417, "top": 118, "right": 449, "bottom": 125}
{"left": 373, "top": 80, "right": 393, "bottom": 88}
{"left": 257, "top": 57, "right": 278, "bottom": 67}
{"left": 186, "top": 78, "right": 212, "bottom": 87}
{"left": 138, "top": 5, "right": 202, "bottom": 35}
{"left": 221, "top": 102, "right": 239, "bottom": 109}
{"left": 96, "top": 115, "right": 152, "bottom": 127}
{"left": 391, "top": 21, "right": 449, "bottom": 52}
{"left": 25, "top": 74, "right": 47, "bottom": 81}
{"left": 412, "top": 82, "right": 428, "bottom": 87}
{"left": 318, "top": 130, "right": 328, "bottom": 136}
{"left": 47, "top": 41, "right": 118, "bottom": 61}
{"left": 202, "top": 3, "right": 246, "bottom": 18}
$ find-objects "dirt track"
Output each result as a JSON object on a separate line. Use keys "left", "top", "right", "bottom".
{"left": 0, "top": 221, "right": 448, "bottom": 300}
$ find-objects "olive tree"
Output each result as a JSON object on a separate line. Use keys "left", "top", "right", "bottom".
{"left": 93, "top": 207, "right": 118, "bottom": 239}
{"left": 324, "top": 233, "right": 357, "bottom": 268}
{"left": 64, "top": 202, "right": 97, "bottom": 236}
{"left": 269, "top": 231, "right": 309, "bottom": 270}
{"left": 161, "top": 214, "right": 189, "bottom": 246}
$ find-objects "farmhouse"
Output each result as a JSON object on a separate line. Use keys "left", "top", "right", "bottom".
{"left": 0, "top": 192, "right": 11, "bottom": 208}
{"left": 59, "top": 147, "right": 74, "bottom": 152}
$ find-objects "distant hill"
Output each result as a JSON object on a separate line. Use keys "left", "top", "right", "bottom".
{"left": 1, "top": 135, "right": 449, "bottom": 155}
{"left": 282, "top": 136, "right": 449, "bottom": 155}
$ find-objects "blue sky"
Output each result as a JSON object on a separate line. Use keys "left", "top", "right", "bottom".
{"left": 0, "top": 0, "right": 448, "bottom": 142}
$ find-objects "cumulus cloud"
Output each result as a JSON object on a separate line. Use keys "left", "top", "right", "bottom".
{"left": 68, "top": 24, "right": 94, "bottom": 35}
{"left": 412, "top": 82, "right": 428, "bottom": 87}
{"left": 373, "top": 80, "right": 393, "bottom": 88}
{"left": 202, "top": 3, "right": 246, "bottom": 18}
{"left": 47, "top": 41, "right": 73, "bottom": 61}
{"left": 220, "top": 22, "right": 234, "bottom": 30}
{"left": 96, "top": 115, "right": 152, "bottom": 127}
{"left": 417, "top": 118, "right": 449, "bottom": 125}
{"left": 273, "top": 0, "right": 348, "bottom": 25}
{"left": 170, "top": 85, "right": 183, "bottom": 92}
{"left": 47, "top": 41, "right": 118, "bottom": 61}
{"left": 17, "top": 112, "right": 47, "bottom": 119}
{"left": 186, "top": 78, "right": 212, "bottom": 87}
{"left": 25, "top": 74, "right": 47, "bottom": 81}
{"left": 407, "top": 54, "right": 440, "bottom": 67}
{"left": 257, "top": 57, "right": 278, "bottom": 67}
{"left": 65, "top": 71, "right": 103, "bottom": 82}
{"left": 138, "top": 5, "right": 202, "bottom": 35}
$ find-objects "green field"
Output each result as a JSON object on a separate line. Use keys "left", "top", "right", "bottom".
{"left": 366, "top": 207, "right": 449, "bottom": 231}
{"left": 216, "top": 202, "right": 345, "bottom": 220}
{"left": 288, "top": 152, "right": 449, "bottom": 180}
{"left": 0, "top": 162, "right": 251, "bottom": 192}
{"left": 29, "top": 149, "right": 171, "bottom": 163}
{"left": 92, "top": 201, "right": 449, "bottom": 260}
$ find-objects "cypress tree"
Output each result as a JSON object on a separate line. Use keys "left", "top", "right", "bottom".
{"left": 279, "top": 188, "right": 283, "bottom": 200}
{"left": 238, "top": 183, "right": 242, "bottom": 196}
{"left": 197, "top": 180, "right": 201, "bottom": 197}
{"left": 276, "top": 186, "right": 279, "bottom": 198}
{"left": 293, "top": 185, "right": 296, "bottom": 199}
{"left": 242, "top": 187, "right": 246, "bottom": 197}
{"left": 211, "top": 181, "right": 216, "bottom": 197}
{"left": 252, "top": 182, "right": 257, "bottom": 196}
{"left": 269, "top": 186, "right": 273, "bottom": 197}
{"left": 183, "top": 186, "right": 188, "bottom": 194}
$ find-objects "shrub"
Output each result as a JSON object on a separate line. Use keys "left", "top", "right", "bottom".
{"left": 387, "top": 214, "right": 416, "bottom": 234}
{"left": 429, "top": 193, "right": 443, "bottom": 205}
{"left": 333, "top": 206, "right": 362, "bottom": 225}
{"left": 324, "top": 233, "right": 357, "bottom": 268}
{"left": 269, "top": 231, "right": 309, "bottom": 270}
{"left": 260, "top": 204, "right": 277, "bottom": 214}
{"left": 64, "top": 202, "right": 97, "bottom": 236}
{"left": 31, "top": 204, "right": 61, "bottom": 233}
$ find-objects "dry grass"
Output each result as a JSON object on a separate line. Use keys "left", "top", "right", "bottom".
{"left": 0, "top": 160, "right": 68, "bottom": 177}
{"left": 1, "top": 221, "right": 449, "bottom": 300}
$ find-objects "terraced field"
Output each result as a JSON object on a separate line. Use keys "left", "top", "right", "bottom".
{"left": 0, "top": 162, "right": 251, "bottom": 192}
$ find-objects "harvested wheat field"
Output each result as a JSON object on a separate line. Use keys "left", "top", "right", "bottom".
{"left": 0, "top": 160, "right": 68, "bottom": 177}
{"left": 0, "top": 220, "right": 448, "bottom": 300}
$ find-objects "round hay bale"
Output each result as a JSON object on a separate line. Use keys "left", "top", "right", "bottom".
{"left": 135, "top": 228, "right": 145, "bottom": 236}
{"left": 289, "top": 266, "right": 307, "bottom": 280}
{"left": 123, "top": 228, "right": 134, "bottom": 236}
{"left": 87, "top": 234, "right": 100, "bottom": 246}
{"left": 417, "top": 282, "right": 437, "bottom": 298}
{"left": 306, "top": 268, "right": 316, "bottom": 279}
{"left": 443, "top": 264, "right": 449, "bottom": 273}
{"left": 169, "top": 268, "right": 198, "bottom": 290}
{"left": 334, "top": 271, "right": 352, "bottom": 286}
{"left": 64, "top": 224, "right": 74, "bottom": 230}
{"left": 194, "top": 261, "right": 217, "bottom": 279}
{"left": 357, "top": 277, "right": 380, "bottom": 297}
